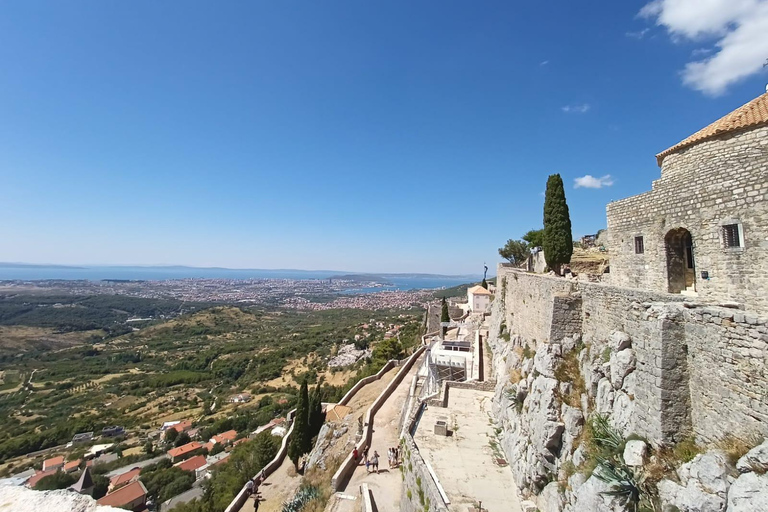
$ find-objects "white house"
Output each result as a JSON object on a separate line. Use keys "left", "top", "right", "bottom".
{"left": 466, "top": 285, "right": 492, "bottom": 313}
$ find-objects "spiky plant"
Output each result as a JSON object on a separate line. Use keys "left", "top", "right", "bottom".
{"left": 592, "top": 414, "right": 624, "bottom": 454}
{"left": 282, "top": 485, "right": 319, "bottom": 512}
{"left": 594, "top": 457, "right": 641, "bottom": 512}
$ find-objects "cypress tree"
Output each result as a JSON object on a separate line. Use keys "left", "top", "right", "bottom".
{"left": 288, "top": 378, "right": 310, "bottom": 470}
{"left": 440, "top": 297, "right": 449, "bottom": 336}
{"left": 309, "top": 382, "right": 324, "bottom": 438}
{"left": 542, "top": 174, "right": 573, "bottom": 275}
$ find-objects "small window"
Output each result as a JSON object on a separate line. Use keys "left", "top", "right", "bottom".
{"left": 722, "top": 224, "right": 741, "bottom": 248}
{"left": 634, "top": 236, "right": 644, "bottom": 254}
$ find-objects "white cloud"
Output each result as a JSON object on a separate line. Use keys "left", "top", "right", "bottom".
{"left": 626, "top": 28, "right": 650, "bottom": 39}
{"left": 574, "top": 174, "right": 615, "bottom": 189}
{"left": 640, "top": 0, "right": 768, "bottom": 95}
{"left": 562, "top": 103, "right": 591, "bottom": 113}
{"left": 540, "top": 60, "right": 550, "bottom": 66}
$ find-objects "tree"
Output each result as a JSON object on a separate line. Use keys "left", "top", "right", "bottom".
{"left": 481, "top": 278, "right": 488, "bottom": 289}
{"left": 522, "top": 229, "right": 545, "bottom": 248}
{"left": 498, "top": 239, "right": 530, "bottom": 264}
{"left": 440, "top": 297, "right": 449, "bottom": 336}
{"left": 164, "top": 428, "right": 179, "bottom": 445}
{"left": 288, "top": 378, "right": 310, "bottom": 470}
{"left": 542, "top": 174, "right": 573, "bottom": 275}
{"left": 33, "top": 470, "right": 77, "bottom": 490}
{"left": 309, "top": 383, "right": 324, "bottom": 439}
{"left": 174, "top": 432, "right": 192, "bottom": 447}
{"left": 144, "top": 440, "right": 154, "bottom": 455}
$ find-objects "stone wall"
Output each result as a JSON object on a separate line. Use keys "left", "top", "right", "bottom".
{"left": 498, "top": 271, "right": 576, "bottom": 349}
{"left": 606, "top": 125, "right": 768, "bottom": 312}
{"left": 496, "top": 265, "right": 768, "bottom": 445}
{"left": 400, "top": 428, "right": 450, "bottom": 512}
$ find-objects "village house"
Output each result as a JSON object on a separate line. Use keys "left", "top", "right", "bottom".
{"left": 108, "top": 467, "right": 141, "bottom": 492}
{"left": 41, "top": 455, "right": 64, "bottom": 472}
{"left": 176, "top": 454, "right": 207, "bottom": 474}
{"left": 161, "top": 419, "right": 193, "bottom": 439}
{"left": 63, "top": 459, "right": 81, "bottom": 473}
{"left": 466, "top": 285, "right": 492, "bottom": 313}
{"left": 607, "top": 91, "right": 768, "bottom": 312}
{"left": 210, "top": 429, "right": 237, "bottom": 446}
{"left": 228, "top": 393, "right": 251, "bottom": 403}
{"left": 168, "top": 441, "right": 203, "bottom": 462}
{"left": 97, "top": 480, "right": 148, "bottom": 511}
{"left": 26, "top": 469, "right": 58, "bottom": 488}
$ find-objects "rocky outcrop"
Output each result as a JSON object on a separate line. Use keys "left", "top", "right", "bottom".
{"left": 657, "top": 452, "right": 733, "bottom": 512}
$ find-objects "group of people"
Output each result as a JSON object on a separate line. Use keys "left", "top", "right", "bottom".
{"left": 245, "top": 469, "right": 267, "bottom": 510}
{"left": 352, "top": 445, "right": 400, "bottom": 474}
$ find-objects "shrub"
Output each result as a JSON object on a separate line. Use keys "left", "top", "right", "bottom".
{"left": 672, "top": 437, "right": 701, "bottom": 464}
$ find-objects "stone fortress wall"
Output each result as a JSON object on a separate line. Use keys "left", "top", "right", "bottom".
{"left": 497, "top": 265, "right": 768, "bottom": 445}
{"left": 606, "top": 125, "right": 768, "bottom": 312}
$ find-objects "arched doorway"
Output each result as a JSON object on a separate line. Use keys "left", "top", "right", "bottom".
{"left": 665, "top": 228, "right": 696, "bottom": 294}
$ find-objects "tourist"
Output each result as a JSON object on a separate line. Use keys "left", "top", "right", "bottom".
{"left": 245, "top": 478, "right": 255, "bottom": 496}
{"left": 353, "top": 447, "right": 359, "bottom": 464}
{"left": 372, "top": 451, "right": 379, "bottom": 473}
{"left": 394, "top": 446, "right": 399, "bottom": 465}
{"left": 365, "top": 458, "right": 371, "bottom": 473}
{"left": 363, "top": 446, "right": 369, "bottom": 463}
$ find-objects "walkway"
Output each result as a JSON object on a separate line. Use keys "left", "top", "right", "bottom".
{"left": 242, "top": 367, "right": 401, "bottom": 512}
{"left": 334, "top": 360, "right": 422, "bottom": 512}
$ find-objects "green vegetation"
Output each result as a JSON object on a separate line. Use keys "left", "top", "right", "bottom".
{"left": 522, "top": 229, "right": 545, "bottom": 248}
{"left": 542, "top": 174, "right": 573, "bottom": 275}
{"left": 281, "top": 485, "right": 320, "bottom": 512}
{"left": 172, "top": 431, "right": 279, "bottom": 512}
{"left": 289, "top": 379, "right": 312, "bottom": 469}
{"left": 0, "top": 300, "right": 423, "bottom": 464}
{"left": 141, "top": 458, "right": 196, "bottom": 504}
{"left": 33, "top": 470, "right": 77, "bottom": 490}
{"left": 498, "top": 239, "right": 530, "bottom": 265}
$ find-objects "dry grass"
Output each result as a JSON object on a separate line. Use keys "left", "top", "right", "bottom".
{"left": 672, "top": 436, "right": 702, "bottom": 464}
{"left": 508, "top": 369, "right": 522, "bottom": 385}
{"left": 553, "top": 350, "right": 585, "bottom": 408}
{"left": 716, "top": 434, "right": 760, "bottom": 466}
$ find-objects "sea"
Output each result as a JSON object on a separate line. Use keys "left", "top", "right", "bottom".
{"left": 0, "top": 265, "right": 480, "bottom": 292}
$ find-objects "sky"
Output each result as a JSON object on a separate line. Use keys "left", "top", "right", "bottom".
{"left": 1, "top": 1, "right": 767, "bottom": 275}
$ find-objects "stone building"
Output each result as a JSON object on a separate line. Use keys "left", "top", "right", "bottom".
{"left": 607, "top": 91, "right": 768, "bottom": 312}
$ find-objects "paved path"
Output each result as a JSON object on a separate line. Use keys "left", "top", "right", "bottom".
{"left": 335, "top": 360, "right": 422, "bottom": 512}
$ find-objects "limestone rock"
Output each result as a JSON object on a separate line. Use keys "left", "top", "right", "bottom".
{"left": 610, "top": 391, "right": 634, "bottom": 436}
{"left": 572, "top": 445, "right": 587, "bottom": 468}
{"left": 520, "top": 501, "right": 538, "bottom": 512}
{"left": 567, "top": 474, "right": 628, "bottom": 512}
{"left": 534, "top": 346, "right": 560, "bottom": 379}
{"left": 596, "top": 378, "right": 614, "bottom": 414}
{"left": 620, "top": 371, "right": 637, "bottom": 396}
{"left": 609, "top": 349, "right": 636, "bottom": 389}
{"left": 736, "top": 439, "right": 768, "bottom": 474}
{"left": 538, "top": 482, "right": 565, "bottom": 512}
{"left": 623, "top": 440, "right": 647, "bottom": 466}
{"left": 658, "top": 452, "right": 732, "bottom": 512}
{"left": 610, "top": 331, "right": 632, "bottom": 351}
{"left": 562, "top": 405, "right": 584, "bottom": 439}
{"left": 727, "top": 472, "right": 768, "bottom": 512}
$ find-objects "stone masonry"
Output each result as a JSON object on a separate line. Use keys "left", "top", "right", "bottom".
{"left": 497, "top": 265, "right": 768, "bottom": 445}
{"left": 607, "top": 124, "right": 768, "bottom": 312}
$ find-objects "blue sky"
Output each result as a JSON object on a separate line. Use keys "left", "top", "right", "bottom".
{"left": 1, "top": 1, "right": 767, "bottom": 274}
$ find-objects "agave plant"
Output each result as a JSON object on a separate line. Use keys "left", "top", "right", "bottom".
{"left": 594, "top": 456, "right": 642, "bottom": 512}
{"left": 282, "top": 485, "right": 320, "bottom": 512}
{"left": 592, "top": 414, "right": 624, "bottom": 454}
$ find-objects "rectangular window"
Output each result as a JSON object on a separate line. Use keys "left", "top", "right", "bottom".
{"left": 634, "top": 236, "right": 644, "bottom": 254}
{"left": 722, "top": 224, "right": 741, "bottom": 248}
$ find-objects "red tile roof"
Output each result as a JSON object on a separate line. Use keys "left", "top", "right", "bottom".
{"left": 176, "top": 455, "right": 207, "bottom": 472}
{"left": 168, "top": 441, "right": 203, "bottom": 459}
{"left": 168, "top": 420, "right": 193, "bottom": 433}
{"left": 97, "top": 480, "right": 148, "bottom": 508}
{"left": 203, "top": 441, "right": 215, "bottom": 453}
{"left": 27, "top": 469, "right": 58, "bottom": 488}
{"left": 42, "top": 456, "right": 65, "bottom": 471}
{"left": 212, "top": 430, "right": 237, "bottom": 444}
{"left": 63, "top": 459, "right": 81, "bottom": 473}
{"left": 109, "top": 467, "right": 141, "bottom": 489}
{"left": 657, "top": 92, "right": 768, "bottom": 166}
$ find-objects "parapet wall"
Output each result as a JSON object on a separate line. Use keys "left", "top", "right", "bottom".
{"left": 496, "top": 265, "right": 768, "bottom": 445}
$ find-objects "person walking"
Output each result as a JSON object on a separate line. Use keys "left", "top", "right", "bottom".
{"left": 372, "top": 451, "right": 380, "bottom": 474}
{"left": 363, "top": 446, "right": 369, "bottom": 463}
{"left": 353, "top": 448, "right": 359, "bottom": 464}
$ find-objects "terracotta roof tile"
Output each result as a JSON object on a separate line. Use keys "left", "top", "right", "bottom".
{"left": 42, "top": 456, "right": 65, "bottom": 471}
{"left": 27, "top": 469, "right": 58, "bottom": 488}
{"left": 656, "top": 92, "right": 768, "bottom": 166}
{"left": 97, "top": 480, "right": 147, "bottom": 508}
{"left": 109, "top": 467, "right": 141, "bottom": 488}
{"left": 468, "top": 285, "right": 492, "bottom": 296}
{"left": 168, "top": 441, "right": 203, "bottom": 458}
{"left": 176, "top": 455, "right": 207, "bottom": 472}
{"left": 212, "top": 430, "right": 238, "bottom": 444}
{"left": 63, "top": 459, "right": 81, "bottom": 472}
